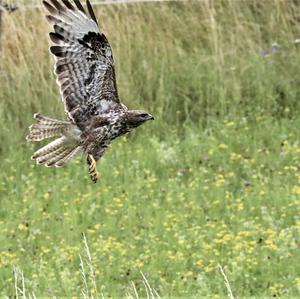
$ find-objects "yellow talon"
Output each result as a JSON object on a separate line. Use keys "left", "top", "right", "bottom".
{"left": 87, "top": 154, "right": 98, "bottom": 183}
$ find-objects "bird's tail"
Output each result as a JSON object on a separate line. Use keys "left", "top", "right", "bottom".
{"left": 26, "top": 113, "right": 71, "bottom": 141}
{"left": 27, "top": 113, "right": 82, "bottom": 167}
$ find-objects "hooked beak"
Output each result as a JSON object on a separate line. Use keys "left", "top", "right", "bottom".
{"left": 149, "top": 114, "right": 154, "bottom": 120}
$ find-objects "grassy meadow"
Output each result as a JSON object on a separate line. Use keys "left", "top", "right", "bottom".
{"left": 1, "top": 0, "right": 300, "bottom": 296}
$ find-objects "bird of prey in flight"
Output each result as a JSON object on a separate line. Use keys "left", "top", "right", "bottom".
{"left": 26, "top": 0, "right": 154, "bottom": 183}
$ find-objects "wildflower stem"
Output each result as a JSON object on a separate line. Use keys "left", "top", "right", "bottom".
{"left": 218, "top": 264, "right": 235, "bottom": 299}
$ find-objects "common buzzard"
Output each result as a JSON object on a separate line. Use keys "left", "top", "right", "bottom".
{"left": 26, "top": 0, "right": 153, "bottom": 183}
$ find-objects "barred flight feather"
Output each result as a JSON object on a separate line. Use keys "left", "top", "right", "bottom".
{"left": 44, "top": 148, "right": 73, "bottom": 167}
{"left": 61, "top": 0, "right": 75, "bottom": 10}
{"left": 55, "top": 146, "right": 82, "bottom": 167}
{"left": 73, "top": 0, "right": 86, "bottom": 13}
{"left": 32, "top": 136, "right": 67, "bottom": 159}
{"left": 43, "top": 0, "right": 119, "bottom": 126}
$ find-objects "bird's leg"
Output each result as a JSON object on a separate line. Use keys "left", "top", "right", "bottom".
{"left": 87, "top": 154, "right": 98, "bottom": 183}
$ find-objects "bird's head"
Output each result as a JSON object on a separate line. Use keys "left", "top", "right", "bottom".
{"left": 125, "top": 110, "right": 154, "bottom": 128}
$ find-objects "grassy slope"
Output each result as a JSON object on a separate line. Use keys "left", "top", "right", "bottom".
{"left": 1, "top": 0, "right": 300, "bottom": 296}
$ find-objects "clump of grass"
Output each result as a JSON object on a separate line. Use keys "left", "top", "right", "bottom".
{"left": 80, "top": 233, "right": 99, "bottom": 298}
{"left": 13, "top": 267, "right": 37, "bottom": 299}
{"left": 12, "top": 234, "right": 161, "bottom": 298}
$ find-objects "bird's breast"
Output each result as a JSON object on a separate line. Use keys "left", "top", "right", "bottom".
{"left": 108, "top": 123, "right": 130, "bottom": 140}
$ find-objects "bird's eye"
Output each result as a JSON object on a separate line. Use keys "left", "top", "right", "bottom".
{"left": 140, "top": 113, "right": 148, "bottom": 118}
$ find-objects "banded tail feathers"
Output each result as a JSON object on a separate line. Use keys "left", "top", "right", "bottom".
{"left": 27, "top": 113, "right": 82, "bottom": 167}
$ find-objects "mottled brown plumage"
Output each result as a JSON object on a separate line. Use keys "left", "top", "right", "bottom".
{"left": 26, "top": 0, "right": 153, "bottom": 182}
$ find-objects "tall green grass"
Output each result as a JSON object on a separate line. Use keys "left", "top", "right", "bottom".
{"left": 1, "top": 0, "right": 300, "bottom": 146}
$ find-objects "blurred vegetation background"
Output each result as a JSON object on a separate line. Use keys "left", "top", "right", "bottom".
{"left": 1, "top": 0, "right": 300, "bottom": 146}
{"left": 1, "top": 0, "right": 300, "bottom": 297}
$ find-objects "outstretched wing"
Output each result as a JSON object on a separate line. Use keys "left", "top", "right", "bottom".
{"left": 43, "top": 0, "right": 120, "bottom": 126}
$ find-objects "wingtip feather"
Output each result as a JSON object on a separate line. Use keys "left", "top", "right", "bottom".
{"left": 49, "top": 0, "right": 65, "bottom": 11}
{"left": 50, "top": 46, "right": 67, "bottom": 57}
{"left": 86, "top": 0, "right": 98, "bottom": 26}
{"left": 49, "top": 32, "right": 65, "bottom": 44}
{"left": 43, "top": 1, "right": 57, "bottom": 14}
{"left": 62, "top": 0, "right": 75, "bottom": 10}
{"left": 73, "top": 0, "right": 86, "bottom": 13}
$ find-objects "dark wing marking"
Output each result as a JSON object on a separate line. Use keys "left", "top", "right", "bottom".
{"left": 86, "top": 0, "right": 98, "bottom": 26}
{"left": 43, "top": 0, "right": 120, "bottom": 127}
{"left": 73, "top": 0, "right": 86, "bottom": 13}
{"left": 61, "top": 0, "right": 75, "bottom": 10}
{"left": 48, "top": 0, "right": 64, "bottom": 11}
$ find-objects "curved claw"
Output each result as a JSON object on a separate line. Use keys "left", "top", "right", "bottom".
{"left": 87, "top": 154, "right": 98, "bottom": 183}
